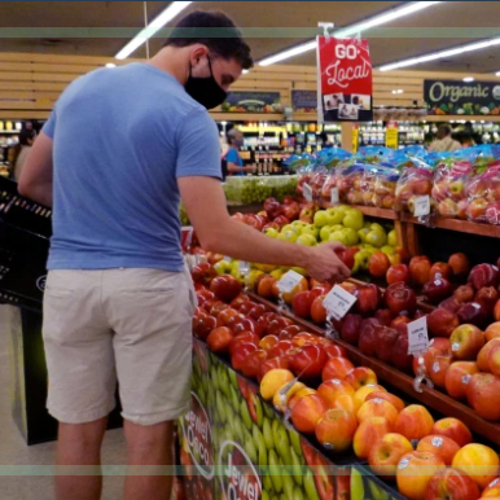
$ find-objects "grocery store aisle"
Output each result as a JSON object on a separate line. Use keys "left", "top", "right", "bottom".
{"left": 0, "top": 305, "right": 127, "bottom": 500}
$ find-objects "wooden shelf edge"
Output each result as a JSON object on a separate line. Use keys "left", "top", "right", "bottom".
{"left": 248, "top": 291, "right": 500, "bottom": 447}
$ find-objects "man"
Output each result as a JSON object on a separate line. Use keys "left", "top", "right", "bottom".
{"left": 19, "top": 10, "right": 349, "bottom": 500}
{"left": 428, "top": 124, "right": 461, "bottom": 152}
{"left": 224, "top": 128, "right": 255, "bottom": 175}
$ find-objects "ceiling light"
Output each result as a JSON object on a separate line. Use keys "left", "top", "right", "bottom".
{"left": 259, "top": 1, "right": 442, "bottom": 66}
{"left": 380, "top": 37, "right": 500, "bottom": 71}
{"left": 391, "top": 89, "right": 404, "bottom": 94}
{"left": 115, "top": 1, "right": 192, "bottom": 60}
{"left": 106, "top": 63, "right": 116, "bottom": 68}
{"left": 463, "top": 76, "right": 474, "bottom": 82}
{"left": 242, "top": 69, "right": 250, "bottom": 74}
{"left": 496, "top": 71, "right": 500, "bottom": 77}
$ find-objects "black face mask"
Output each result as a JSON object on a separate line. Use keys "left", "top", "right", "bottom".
{"left": 185, "top": 56, "right": 227, "bottom": 110}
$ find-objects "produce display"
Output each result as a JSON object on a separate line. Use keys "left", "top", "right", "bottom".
{"left": 224, "top": 175, "right": 298, "bottom": 205}
{"left": 189, "top": 265, "right": 500, "bottom": 500}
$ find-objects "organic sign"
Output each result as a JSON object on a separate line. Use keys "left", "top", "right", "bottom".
{"left": 424, "top": 79, "right": 500, "bottom": 116}
{"left": 291, "top": 89, "right": 317, "bottom": 112}
{"left": 221, "top": 91, "right": 282, "bottom": 113}
{"left": 317, "top": 37, "right": 373, "bottom": 122}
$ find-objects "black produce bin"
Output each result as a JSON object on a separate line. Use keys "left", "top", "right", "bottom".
{"left": 1, "top": 178, "right": 122, "bottom": 444}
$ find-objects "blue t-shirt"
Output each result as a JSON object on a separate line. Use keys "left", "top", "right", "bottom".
{"left": 225, "top": 148, "right": 244, "bottom": 176}
{"left": 43, "top": 63, "right": 221, "bottom": 272}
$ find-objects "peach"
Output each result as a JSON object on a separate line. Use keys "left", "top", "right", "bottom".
{"left": 431, "top": 418, "right": 472, "bottom": 448}
{"left": 368, "top": 432, "right": 413, "bottom": 478}
{"left": 366, "top": 391, "right": 405, "bottom": 413}
{"left": 452, "top": 444, "right": 500, "bottom": 489}
{"left": 394, "top": 405, "right": 434, "bottom": 441}
{"left": 357, "top": 398, "right": 399, "bottom": 426}
{"left": 315, "top": 408, "right": 358, "bottom": 453}
{"left": 417, "top": 434, "right": 461, "bottom": 465}
{"left": 290, "top": 394, "right": 327, "bottom": 434}
{"left": 397, "top": 451, "right": 446, "bottom": 500}
{"left": 353, "top": 416, "right": 392, "bottom": 460}
{"left": 344, "top": 366, "right": 378, "bottom": 390}
{"left": 317, "top": 379, "right": 355, "bottom": 408}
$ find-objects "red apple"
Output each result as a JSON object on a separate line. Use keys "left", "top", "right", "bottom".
{"left": 192, "top": 314, "right": 217, "bottom": 341}
{"left": 448, "top": 253, "right": 471, "bottom": 277}
{"left": 375, "top": 309, "right": 394, "bottom": 326}
{"left": 322, "top": 357, "right": 355, "bottom": 381}
{"left": 439, "top": 296, "right": 462, "bottom": 314}
{"left": 268, "top": 340, "right": 294, "bottom": 359}
{"left": 424, "top": 467, "right": 480, "bottom": 500}
{"left": 384, "top": 282, "right": 417, "bottom": 316}
{"left": 449, "top": 324, "right": 485, "bottom": 360}
{"left": 263, "top": 197, "right": 281, "bottom": 219}
{"left": 229, "top": 331, "right": 260, "bottom": 356}
{"left": 468, "top": 263, "right": 500, "bottom": 291}
{"left": 355, "top": 284, "right": 381, "bottom": 316}
{"left": 206, "top": 326, "right": 234, "bottom": 353}
{"left": 358, "top": 318, "right": 382, "bottom": 357}
{"left": 311, "top": 295, "right": 327, "bottom": 324}
{"left": 258, "top": 334, "right": 279, "bottom": 352}
{"left": 323, "top": 344, "right": 347, "bottom": 359}
{"left": 267, "top": 316, "right": 294, "bottom": 337}
{"left": 431, "top": 418, "right": 472, "bottom": 447}
{"left": 340, "top": 313, "right": 363, "bottom": 345}
{"left": 256, "top": 276, "right": 277, "bottom": 299}
{"left": 232, "top": 317, "right": 265, "bottom": 338}
{"left": 475, "top": 286, "right": 498, "bottom": 312}
{"left": 457, "top": 302, "right": 489, "bottom": 329}
{"left": 430, "top": 262, "right": 453, "bottom": 281}
{"left": 428, "top": 354, "right": 453, "bottom": 389}
{"left": 466, "top": 372, "right": 500, "bottom": 421}
{"left": 376, "top": 326, "right": 400, "bottom": 363}
{"left": 210, "top": 275, "right": 242, "bottom": 303}
{"left": 445, "top": 361, "right": 479, "bottom": 400}
{"left": 231, "top": 342, "right": 258, "bottom": 371}
{"left": 368, "top": 251, "right": 391, "bottom": 279}
{"left": 392, "top": 333, "right": 414, "bottom": 372}
{"left": 247, "top": 303, "right": 266, "bottom": 320}
{"left": 240, "top": 348, "right": 268, "bottom": 378}
{"left": 409, "top": 256, "right": 432, "bottom": 286}
{"left": 427, "top": 308, "right": 460, "bottom": 338}
{"left": 292, "top": 291, "right": 314, "bottom": 319}
{"left": 290, "top": 344, "right": 327, "bottom": 380}
{"left": 191, "top": 262, "right": 217, "bottom": 285}
{"left": 344, "top": 367, "right": 377, "bottom": 390}
{"left": 454, "top": 284, "right": 475, "bottom": 304}
{"left": 279, "top": 325, "right": 301, "bottom": 340}
{"left": 477, "top": 338, "right": 500, "bottom": 371}
{"left": 257, "top": 356, "right": 290, "bottom": 382}
{"left": 386, "top": 264, "right": 411, "bottom": 286}
{"left": 272, "top": 215, "right": 290, "bottom": 227}
{"left": 423, "top": 277, "right": 454, "bottom": 305}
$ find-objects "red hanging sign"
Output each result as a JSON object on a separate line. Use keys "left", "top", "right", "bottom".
{"left": 317, "top": 37, "right": 373, "bottom": 122}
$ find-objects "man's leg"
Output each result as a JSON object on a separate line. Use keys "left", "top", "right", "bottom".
{"left": 55, "top": 417, "right": 108, "bottom": 500}
{"left": 123, "top": 420, "right": 174, "bottom": 500}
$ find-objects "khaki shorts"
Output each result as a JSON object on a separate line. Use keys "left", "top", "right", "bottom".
{"left": 42, "top": 268, "right": 196, "bottom": 426}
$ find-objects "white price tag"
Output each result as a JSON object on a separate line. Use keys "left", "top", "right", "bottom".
{"left": 277, "top": 270, "right": 303, "bottom": 294}
{"left": 407, "top": 316, "right": 430, "bottom": 356}
{"left": 223, "top": 256, "right": 232, "bottom": 263}
{"left": 303, "top": 183, "right": 313, "bottom": 202}
{"left": 239, "top": 261, "right": 250, "bottom": 275}
{"left": 330, "top": 187, "right": 339, "bottom": 205}
{"left": 413, "top": 195, "right": 430, "bottom": 217}
{"left": 322, "top": 285, "right": 357, "bottom": 321}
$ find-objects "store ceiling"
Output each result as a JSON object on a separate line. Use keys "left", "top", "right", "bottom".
{"left": 1, "top": 1, "right": 500, "bottom": 74}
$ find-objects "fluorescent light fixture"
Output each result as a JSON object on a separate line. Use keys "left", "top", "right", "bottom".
{"left": 391, "top": 89, "right": 404, "bottom": 94}
{"left": 115, "top": 1, "right": 192, "bottom": 60}
{"left": 242, "top": 69, "right": 250, "bottom": 74}
{"left": 380, "top": 37, "right": 500, "bottom": 71}
{"left": 105, "top": 63, "right": 116, "bottom": 68}
{"left": 463, "top": 76, "right": 474, "bottom": 82}
{"left": 496, "top": 71, "right": 500, "bottom": 77}
{"left": 259, "top": 1, "right": 441, "bottom": 66}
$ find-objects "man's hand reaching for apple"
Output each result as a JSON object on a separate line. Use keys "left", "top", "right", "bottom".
{"left": 304, "top": 242, "right": 351, "bottom": 283}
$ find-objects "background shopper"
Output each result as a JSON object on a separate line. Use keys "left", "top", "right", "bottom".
{"left": 224, "top": 127, "right": 256, "bottom": 175}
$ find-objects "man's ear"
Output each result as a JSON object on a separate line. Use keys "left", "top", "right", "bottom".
{"left": 189, "top": 44, "right": 209, "bottom": 66}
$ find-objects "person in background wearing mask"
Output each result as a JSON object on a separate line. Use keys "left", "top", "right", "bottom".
{"left": 18, "top": 10, "right": 349, "bottom": 500}
{"left": 428, "top": 124, "right": 461, "bottom": 152}
{"left": 224, "top": 127, "right": 255, "bottom": 175}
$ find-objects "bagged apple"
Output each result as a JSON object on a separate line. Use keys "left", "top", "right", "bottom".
{"left": 370, "top": 164, "right": 400, "bottom": 209}
{"left": 466, "top": 165, "right": 500, "bottom": 224}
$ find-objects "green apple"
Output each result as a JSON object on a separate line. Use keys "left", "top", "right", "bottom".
{"left": 300, "top": 225, "right": 319, "bottom": 239}
{"left": 282, "top": 224, "right": 300, "bottom": 235}
{"left": 278, "top": 231, "right": 298, "bottom": 243}
{"left": 365, "top": 230, "right": 387, "bottom": 248}
{"left": 296, "top": 233, "right": 317, "bottom": 246}
{"left": 328, "top": 230, "right": 348, "bottom": 245}
{"left": 357, "top": 227, "right": 370, "bottom": 243}
{"left": 380, "top": 245, "right": 395, "bottom": 256}
{"left": 370, "top": 222, "right": 386, "bottom": 234}
{"left": 319, "top": 226, "right": 332, "bottom": 242}
{"left": 331, "top": 224, "right": 344, "bottom": 231}
{"left": 265, "top": 227, "right": 279, "bottom": 238}
{"left": 341, "top": 227, "right": 359, "bottom": 246}
{"left": 313, "top": 210, "right": 329, "bottom": 227}
{"left": 291, "top": 266, "right": 308, "bottom": 276}
{"left": 326, "top": 207, "right": 344, "bottom": 225}
{"left": 270, "top": 268, "right": 285, "bottom": 280}
{"left": 342, "top": 208, "right": 364, "bottom": 230}
{"left": 388, "top": 229, "right": 398, "bottom": 247}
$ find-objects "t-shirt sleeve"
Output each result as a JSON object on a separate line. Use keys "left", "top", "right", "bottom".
{"left": 42, "top": 108, "right": 57, "bottom": 138}
{"left": 176, "top": 109, "right": 222, "bottom": 179}
{"left": 225, "top": 148, "right": 239, "bottom": 164}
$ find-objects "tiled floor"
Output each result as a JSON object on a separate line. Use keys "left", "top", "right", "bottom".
{"left": 0, "top": 305, "right": 128, "bottom": 500}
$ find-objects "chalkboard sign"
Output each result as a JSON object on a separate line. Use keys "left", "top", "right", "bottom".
{"left": 221, "top": 91, "right": 282, "bottom": 113}
{"left": 291, "top": 90, "right": 317, "bottom": 112}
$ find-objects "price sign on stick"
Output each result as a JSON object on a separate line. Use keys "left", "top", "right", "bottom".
{"left": 303, "top": 183, "right": 313, "bottom": 202}
{"left": 413, "top": 195, "right": 431, "bottom": 217}
{"left": 323, "top": 285, "right": 357, "bottom": 321}
{"left": 407, "top": 316, "right": 430, "bottom": 356}
{"left": 277, "top": 270, "right": 304, "bottom": 294}
{"left": 239, "top": 261, "right": 250, "bottom": 275}
{"left": 330, "top": 187, "right": 339, "bottom": 205}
